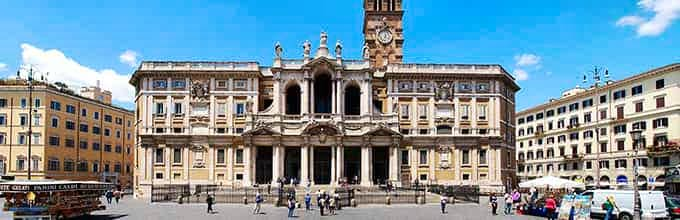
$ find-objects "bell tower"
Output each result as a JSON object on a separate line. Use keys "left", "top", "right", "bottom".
{"left": 363, "top": 0, "right": 404, "bottom": 67}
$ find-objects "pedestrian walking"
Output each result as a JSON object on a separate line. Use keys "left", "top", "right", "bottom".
{"left": 318, "top": 192, "right": 326, "bottom": 216}
{"left": 105, "top": 189, "right": 113, "bottom": 204}
{"left": 440, "top": 195, "right": 447, "bottom": 214}
{"left": 504, "top": 193, "right": 513, "bottom": 215}
{"left": 287, "top": 198, "right": 296, "bottom": 217}
{"left": 304, "top": 193, "right": 312, "bottom": 211}
{"left": 545, "top": 194, "right": 557, "bottom": 220}
{"left": 114, "top": 190, "right": 121, "bottom": 203}
{"left": 489, "top": 193, "right": 498, "bottom": 215}
{"left": 602, "top": 195, "right": 619, "bottom": 220}
{"left": 511, "top": 189, "right": 521, "bottom": 213}
{"left": 206, "top": 194, "right": 214, "bottom": 214}
{"left": 327, "top": 196, "right": 335, "bottom": 215}
{"left": 253, "top": 192, "right": 263, "bottom": 214}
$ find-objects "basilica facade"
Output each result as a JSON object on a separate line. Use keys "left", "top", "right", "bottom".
{"left": 130, "top": 0, "right": 519, "bottom": 197}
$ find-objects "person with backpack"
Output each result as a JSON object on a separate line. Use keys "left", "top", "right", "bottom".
{"left": 602, "top": 195, "right": 619, "bottom": 220}
{"left": 253, "top": 192, "right": 263, "bottom": 215}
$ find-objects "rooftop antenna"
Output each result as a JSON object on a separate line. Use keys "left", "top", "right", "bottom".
{"left": 582, "top": 72, "right": 587, "bottom": 84}
{"left": 604, "top": 69, "right": 610, "bottom": 82}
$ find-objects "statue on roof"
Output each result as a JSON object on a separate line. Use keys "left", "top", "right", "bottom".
{"left": 335, "top": 40, "right": 343, "bottom": 57}
{"left": 303, "top": 40, "right": 311, "bottom": 58}
{"left": 320, "top": 31, "right": 328, "bottom": 46}
{"left": 274, "top": 41, "right": 283, "bottom": 58}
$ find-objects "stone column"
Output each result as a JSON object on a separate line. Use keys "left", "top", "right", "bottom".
{"left": 389, "top": 145, "right": 399, "bottom": 183}
{"left": 310, "top": 81, "right": 315, "bottom": 113}
{"left": 209, "top": 146, "right": 215, "bottom": 181}
{"left": 336, "top": 144, "right": 344, "bottom": 182}
{"left": 243, "top": 146, "right": 252, "bottom": 186}
{"left": 410, "top": 148, "right": 417, "bottom": 182}
{"left": 227, "top": 146, "right": 234, "bottom": 183}
{"left": 454, "top": 149, "right": 461, "bottom": 181}
{"left": 183, "top": 147, "right": 190, "bottom": 181}
{"left": 301, "top": 144, "right": 310, "bottom": 185}
{"left": 309, "top": 146, "right": 315, "bottom": 185}
{"left": 361, "top": 145, "right": 371, "bottom": 186}
{"left": 336, "top": 79, "right": 343, "bottom": 114}
{"left": 471, "top": 148, "right": 478, "bottom": 182}
{"left": 272, "top": 145, "right": 281, "bottom": 185}
{"left": 302, "top": 78, "right": 309, "bottom": 115}
{"left": 164, "top": 145, "right": 171, "bottom": 182}
{"left": 331, "top": 146, "right": 337, "bottom": 185}
{"left": 429, "top": 147, "right": 435, "bottom": 182}
{"left": 331, "top": 79, "right": 337, "bottom": 115}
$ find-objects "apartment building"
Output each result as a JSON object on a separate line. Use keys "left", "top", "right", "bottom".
{"left": 0, "top": 79, "right": 134, "bottom": 187}
{"left": 516, "top": 63, "right": 680, "bottom": 188}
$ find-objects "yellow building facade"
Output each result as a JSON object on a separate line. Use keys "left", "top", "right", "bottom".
{"left": 0, "top": 79, "right": 135, "bottom": 187}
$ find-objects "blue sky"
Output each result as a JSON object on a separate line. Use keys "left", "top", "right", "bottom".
{"left": 0, "top": 0, "right": 679, "bottom": 111}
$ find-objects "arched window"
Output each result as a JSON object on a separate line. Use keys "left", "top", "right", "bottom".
{"left": 344, "top": 84, "right": 361, "bottom": 115}
{"left": 314, "top": 74, "right": 332, "bottom": 113}
{"left": 285, "top": 84, "right": 301, "bottom": 115}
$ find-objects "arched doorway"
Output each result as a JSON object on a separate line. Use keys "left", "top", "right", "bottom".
{"left": 344, "top": 84, "right": 361, "bottom": 115}
{"left": 314, "top": 74, "right": 332, "bottom": 113}
{"left": 285, "top": 84, "right": 301, "bottom": 115}
{"left": 600, "top": 176, "right": 610, "bottom": 186}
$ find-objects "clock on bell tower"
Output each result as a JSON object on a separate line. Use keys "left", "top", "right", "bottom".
{"left": 363, "top": 0, "right": 404, "bottom": 67}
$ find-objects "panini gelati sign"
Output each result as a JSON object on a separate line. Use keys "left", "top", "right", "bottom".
{"left": 0, "top": 183, "right": 109, "bottom": 192}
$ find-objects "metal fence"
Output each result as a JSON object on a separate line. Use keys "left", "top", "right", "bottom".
{"left": 352, "top": 186, "right": 425, "bottom": 204}
{"left": 189, "top": 185, "right": 280, "bottom": 205}
{"left": 151, "top": 184, "right": 190, "bottom": 203}
{"left": 429, "top": 185, "right": 480, "bottom": 203}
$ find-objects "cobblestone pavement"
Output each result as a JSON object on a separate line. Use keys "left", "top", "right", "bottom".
{"left": 60, "top": 197, "right": 543, "bottom": 220}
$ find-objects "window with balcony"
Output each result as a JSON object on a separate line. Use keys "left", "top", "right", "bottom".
{"left": 653, "top": 135, "right": 668, "bottom": 147}
{"left": 154, "top": 102, "right": 165, "bottom": 115}
{"left": 174, "top": 102, "right": 183, "bottom": 115}
{"left": 632, "top": 121, "right": 646, "bottom": 130}
{"left": 235, "top": 103, "right": 245, "bottom": 117}
{"left": 418, "top": 104, "right": 428, "bottom": 119}
{"left": 436, "top": 125, "right": 452, "bottom": 135}
{"left": 568, "top": 103, "right": 579, "bottom": 112}
{"left": 557, "top": 106, "right": 566, "bottom": 114}
{"left": 584, "top": 112, "right": 592, "bottom": 123}
{"left": 652, "top": 117, "right": 668, "bottom": 129}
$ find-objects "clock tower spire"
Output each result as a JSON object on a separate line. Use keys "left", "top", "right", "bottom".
{"left": 363, "top": 0, "right": 404, "bottom": 67}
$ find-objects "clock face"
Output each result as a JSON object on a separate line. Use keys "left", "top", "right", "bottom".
{"left": 378, "top": 29, "right": 393, "bottom": 44}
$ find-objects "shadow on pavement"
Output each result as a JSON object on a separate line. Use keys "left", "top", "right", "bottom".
{"left": 71, "top": 214, "right": 129, "bottom": 220}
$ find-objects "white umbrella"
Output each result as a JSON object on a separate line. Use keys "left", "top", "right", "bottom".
{"left": 519, "top": 176, "right": 585, "bottom": 189}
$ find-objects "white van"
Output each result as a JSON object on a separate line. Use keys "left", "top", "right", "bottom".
{"left": 582, "top": 190, "right": 668, "bottom": 220}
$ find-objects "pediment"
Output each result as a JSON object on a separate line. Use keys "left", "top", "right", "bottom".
{"left": 365, "top": 124, "right": 402, "bottom": 137}
{"left": 302, "top": 121, "right": 342, "bottom": 136}
{"left": 242, "top": 126, "right": 280, "bottom": 136}
{"left": 304, "top": 57, "right": 339, "bottom": 69}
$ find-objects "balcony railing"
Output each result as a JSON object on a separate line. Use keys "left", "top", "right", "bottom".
{"left": 563, "top": 154, "right": 584, "bottom": 161}
{"left": 645, "top": 141, "right": 680, "bottom": 156}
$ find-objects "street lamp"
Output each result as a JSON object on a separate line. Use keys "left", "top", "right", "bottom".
{"left": 18, "top": 68, "right": 36, "bottom": 180}
{"left": 629, "top": 128, "right": 642, "bottom": 220}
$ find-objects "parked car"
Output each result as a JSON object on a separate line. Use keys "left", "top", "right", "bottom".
{"left": 582, "top": 190, "right": 668, "bottom": 220}
{"left": 667, "top": 196, "right": 680, "bottom": 219}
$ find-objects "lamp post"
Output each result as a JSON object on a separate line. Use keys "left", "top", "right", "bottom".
{"left": 19, "top": 68, "right": 36, "bottom": 180}
{"left": 629, "top": 128, "right": 642, "bottom": 220}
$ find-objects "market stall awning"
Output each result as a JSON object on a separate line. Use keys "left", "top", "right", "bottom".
{"left": 519, "top": 176, "right": 585, "bottom": 189}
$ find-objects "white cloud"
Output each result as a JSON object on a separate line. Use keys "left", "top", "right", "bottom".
{"left": 514, "top": 54, "right": 541, "bottom": 67}
{"left": 616, "top": 0, "right": 680, "bottom": 37}
{"left": 513, "top": 69, "right": 529, "bottom": 81}
{"left": 0, "top": 63, "right": 7, "bottom": 72}
{"left": 119, "top": 50, "right": 139, "bottom": 67}
{"left": 19, "top": 43, "right": 134, "bottom": 103}
{"left": 616, "top": 15, "right": 645, "bottom": 26}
